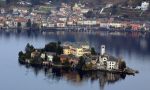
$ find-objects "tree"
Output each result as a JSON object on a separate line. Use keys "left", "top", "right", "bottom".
{"left": 57, "top": 41, "right": 61, "bottom": 45}
{"left": 25, "top": 43, "right": 35, "bottom": 53}
{"left": 127, "top": 0, "right": 143, "bottom": 6}
{"left": 56, "top": 46, "right": 63, "bottom": 55}
{"left": 44, "top": 42, "right": 63, "bottom": 55}
{"left": 18, "top": 51, "right": 25, "bottom": 61}
{"left": 63, "top": 59, "right": 70, "bottom": 66}
{"left": 118, "top": 60, "right": 126, "bottom": 70}
{"left": 53, "top": 55, "right": 61, "bottom": 64}
{"left": 122, "top": 14, "right": 129, "bottom": 19}
{"left": 17, "top": 22, "right": 21, "bottom": 28}
{"left": 0, "top": 0, "right": 5, "bottom": 7}
{"left": 32, "top": 22, "right": 39, "bottom": 29}
{"left": 31, "top": 0, "right": 41, "bottom": 5}
{"left": 111, "top": 5, "right": 117, "bottom": 15}
{"left": 121, "top": 61, "right": 126, "bottom": 70}
{"left": 84, "top": 10, "right": 95, "bottom": 18}
{"left": 91, "top": 47, "right": 96, "bottom": 55}
{"left": 6, "top": 0, "right": 18, "bottom": 4}
{"left": 56, "top": 41, "right": 63, "bottom": 55}
{"left": 26, "top": 19, "right": 32, "bottom": 28}
{"left": 76, "top": 56, "right": 85, "bottom": 70}
{"left": 44, "top": 42, "right": 57, "bottom": 52}
{"left": 31, "top": 55, "right": 42, "bottom": 65}
{"left": 18, "top": 51, "right": 24, "bottom": 57}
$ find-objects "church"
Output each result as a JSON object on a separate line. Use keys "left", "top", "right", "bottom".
{"left": 97, "top": 45, "right": 119, "bottom": 70}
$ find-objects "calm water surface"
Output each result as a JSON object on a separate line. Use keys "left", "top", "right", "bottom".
{"left": 0, "top": 31, "right": 150, "bottom": 90}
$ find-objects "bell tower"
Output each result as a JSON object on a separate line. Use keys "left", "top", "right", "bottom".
{"left": 101, "top": 45, "right": 105, "bottom": 55}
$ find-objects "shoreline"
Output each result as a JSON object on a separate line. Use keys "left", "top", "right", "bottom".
{"left": 0, "top": 26, "right": 150, "bottom": 33}
{"left": 19, "top": 59, "right": 139, "bottom": 75}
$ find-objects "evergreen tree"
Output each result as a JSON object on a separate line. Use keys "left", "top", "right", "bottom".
{"left": 53, "top": 55, "right": 61, "bottom": 64}
{"left": 76, "top": 56, "right": 85, "bottom": 70}
{"left": 17, "top": 22, "right": 21, "bottom": 28}
{"left": 91, "top": 47, "right": 96, "bottom": 55}
{"left": 26, "top": 19, "right": 32, "bottom": 28}
{"left": 25, "top": 43, "right": 35, "bottom": 53}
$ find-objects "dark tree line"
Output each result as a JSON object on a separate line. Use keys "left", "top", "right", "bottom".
{"left": 5, "top": 0, "right": 42, "bottom": 5}
{"left": 6, "top": 0, "right": 19, "bottom": 4}
{"left": 44, "top": 41, "right": 63, "bottom": 55}
{"left": 4, "top": 0, "right": 149, "bottom": 6}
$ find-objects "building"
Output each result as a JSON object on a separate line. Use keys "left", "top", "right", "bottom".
{"left": 130, "top": 23, "right": 142, "bottom": 30}
{"left": 73, "top": 3, "right": 81, "bottom": 12}
{"left": 56, "top": 21, "right": 66, "bottom": 27}
{"left": 100, "top": 22, "right": 109, "bottom": 28}
{"left": 77, "top": 20, "right": 97, "bottom": 26}
{"left": 0, "top": 22, "right": 4, "bottom": 27}
{"left": 31, "top": 50, "right": 40, "bottom": 58}
{"left": 98, "top": 45, "right": 119, "bottom": 70}
{"left": 63, "top": 46, "right": 71, "bottom": 55}
{"left": 60, "top": 54, "right": 79, "bottom": 65}
{"left": 67, "top": 20, "right": 74, "bottom": 26}
{"left": 84, "top": 55, "right": 99, "bottom": 65}
{"left": 41, "top": 53, "right": 46, "bottom": 59}
{"left": 59, "top": 17, "right": 67, "bottom": 22}
{"left": 0, "top": 8, "right": 5, "bottom": 14}
{"left": 141, "top": 1, "right": 149, "bottom": 11}
{"left": 40, "top": 52, "right": 56, "bottom": 62}
{"left": 109, "top": 22, "right": 124, "bottom": 28}
{"left": 106, "top": 56, "right": 119, "bottom": 70}
{"left": 5, "top": 20, "right": 14, "bottom": 28}
{"left": 47, "top": 23, "right": 55, "bottom": 27}
{"left": 46, "top": 52, "right": 56, "bottom": 62}
{"left": 81, "top": 8, "right": 90, "bottom": 14}
{"left": 63, "top": 42, "right": 91, "bottom": 57}
{"left": 14, "top": 17, "right": 28, "bottom": 28}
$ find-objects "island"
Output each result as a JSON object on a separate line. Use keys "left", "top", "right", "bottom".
{"left": 18, "top": 42, "right": 139, "bottom": 75}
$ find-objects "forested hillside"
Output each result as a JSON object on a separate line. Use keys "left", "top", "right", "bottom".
{"left": 3, "top": 0, "right": 149, "bottom": 6}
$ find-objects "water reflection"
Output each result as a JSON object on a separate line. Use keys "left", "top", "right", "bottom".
{"left": 1, "top": 30, "right": 150, "bottom": 90}
{"left": 20, "top": 64, "right": 126, "bottom": 90}
{"left": 1, "top": 30, "right": 150, "bottom": 55}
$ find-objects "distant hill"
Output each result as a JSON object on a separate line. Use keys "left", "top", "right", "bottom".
{"left": 1, "top": 0, "right": 149, "bottom": 6}
{"left": 79, "top": 0, "right": 149, "bottom": 6}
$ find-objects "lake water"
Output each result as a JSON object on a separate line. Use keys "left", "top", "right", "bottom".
{"left": 0, "top": 30, "right": 150, "bottom": 90}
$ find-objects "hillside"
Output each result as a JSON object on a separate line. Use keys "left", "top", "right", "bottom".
{"left": 1, "top": 0, "right": 149, "bottom": 6}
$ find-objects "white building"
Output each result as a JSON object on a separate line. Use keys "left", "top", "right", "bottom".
{"left": 106, "top": 57, "right": 118, "bottom": 70}
{"left": 81, "top": 8, "right": 90, "bottom": 13}
{"left": 56, "top": 22, "right": 66, "bottom": 27}
{"left": 109, "top": 23, "right": 123, "bottom": 28}
{"left": 100, "top": 22, "right": 109, "bottom": 28}
{"left": 77, "top": 20, "right": 97, "bottom": 26}
{"left": 141, "top": 2, "right": 149, "bottom": 11}
{"left": 46, "top": 52, "right": 56, "bottom": 62}
{"left": 0, "top": 8, "right": 5, "bottom": 14}
{"left": 67, "top": 21, "right": 74, "bottom": 25}
{"left": 98, "top": 45, "right": 119, "bottom": 70}
{"left": 47, "top": 23, "right": 55, "bottom": 27}
{"left": 0, "top": 23, "right": 4, "bottom": 27}
{"left": 59, "top": 17, "right": 67, "bottom": 22}
{"left": 41, "top": 53, "right": 46, "bottom": 59}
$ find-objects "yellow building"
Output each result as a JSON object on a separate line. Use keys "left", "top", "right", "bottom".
{"left": 63, "top": 47, "right": 71, "bottom": 55}
{"left": 75, "top": 48, "right": 83, "bottom": 57}
{"left": 63, "top": 42, "right": 91, "bottom": 57}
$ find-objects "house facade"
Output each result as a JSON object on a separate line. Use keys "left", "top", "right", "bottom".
{"left": 97, "top": 45, "right": 119, "bottom": 70}
{"left": 63, "top": 42, "right": 91, "bottom": 57}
